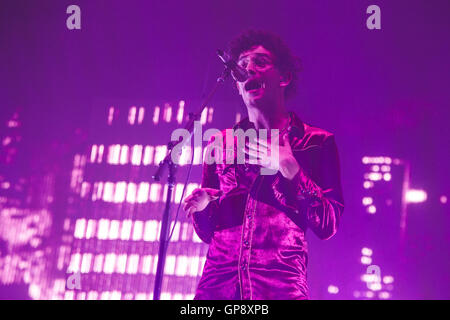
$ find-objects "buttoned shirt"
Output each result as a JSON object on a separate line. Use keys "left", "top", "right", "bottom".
{"left": 192, "top": 112, "right": 344, "bottom": 300}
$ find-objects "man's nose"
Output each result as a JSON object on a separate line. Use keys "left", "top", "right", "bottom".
{"left": 245, "top": 61, "right": 257, "bottom": 76}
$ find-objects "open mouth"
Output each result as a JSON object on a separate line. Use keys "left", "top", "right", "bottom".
{"left": 244, "top": 79, "right": 264, "bottom": 91}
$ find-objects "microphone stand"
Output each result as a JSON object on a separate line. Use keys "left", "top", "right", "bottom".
{"left": 152, "top": 66, "right": 231, "bottom": 300}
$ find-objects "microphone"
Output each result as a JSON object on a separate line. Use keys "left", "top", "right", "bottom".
{"left": 217, "top": 49, "right": 248, "bottom": 82}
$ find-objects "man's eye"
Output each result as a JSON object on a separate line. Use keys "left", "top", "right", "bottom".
{"left": 238, "top": 61, "right": 247, "bottom": 68}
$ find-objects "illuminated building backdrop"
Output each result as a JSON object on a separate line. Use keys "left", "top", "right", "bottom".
{"left": 0, "top": 0, "right": 448, "bottom": 300}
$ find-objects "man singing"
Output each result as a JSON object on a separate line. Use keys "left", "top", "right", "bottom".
{"left": 183, "top": 30, "right": 344, "bottom": 300}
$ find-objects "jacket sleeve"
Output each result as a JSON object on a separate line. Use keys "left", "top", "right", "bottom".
{"left": 191, "top": 145, "right": 221, "bottom": 244}
{"left": 273, "top": 134, "right": 344, "bottom": 240}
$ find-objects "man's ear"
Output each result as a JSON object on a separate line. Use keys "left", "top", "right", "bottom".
{"left": 279, "top": 72, "right": 292, "bottom": 88}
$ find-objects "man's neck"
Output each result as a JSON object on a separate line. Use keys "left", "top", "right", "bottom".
{"left": 247, "top": 100, "right": 289, "bottom": 131}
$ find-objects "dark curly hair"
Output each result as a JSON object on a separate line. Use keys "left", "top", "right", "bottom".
{"left": 228, "top": 29, "right": 302, "bottom": 99}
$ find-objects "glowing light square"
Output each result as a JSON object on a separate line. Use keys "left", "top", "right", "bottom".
{"left": 108, "top": 144, "right": 121, "bottom": 164}
{"left": 181, "top": 222, "right": 191, "bottom": 241}
{"left": 126, "top": 254, "right": 139, "bottom": 274}
{"left": 104, "top": 254, "right": 117, "bottom": 274}
{"left": 137, "top": 182, "right": 150, "bottom": 203}
{"left": 163, "top": 103, "right": 172, "bottom": 122}
{"left": 126, "top": 182, "right": 137, "bottom": 203}
{"left": 132, "top": 220, "right": 144, "bottom": 241}
{"left": 81, "top": 253, "right": 93, "bottom": 273}
{"left": 128, "top": 106, "right": 136, "bottom": 125}
{"left": 131, "top": 145, "right": 143, "bottom": 166}
{"left": 175, "top": 255, "right": 188, "bottom": 276}
{"left": 200, "top": 107, "right": 208, "bottom": 125}
{"left": 114, "top": 181, "right": 127, "bottom": 203}
{"left": 149, "top": 183, "right": 162, "bottom": 202}
{"left": 85, "top": 219, "right": 96, "bottom": 239}
{"left": 164, "top": 255, "right": 176, "bottom": 275}
{"left": 153, "top": 106, "right": 160, "bottom": 124}
{"left": 154, "top": 145, "right": 167, "bottom": 165}
{"left": 93, "top": 254, "right": 104, "bottom": 273}
{"left": 192, "top": 231, "right": 202, "bottom": 243}
{"left": 144, "top": 220, "right": 158, "bottom": 241}
{"left": 120, "top": 220, "right": 132, "bottom": 240}
{"left": 119, "top": 145, "right": 129, "bottom": 165}
{"left": 169, "top": 222, "right": 180, "bottom": 242}
{"left": 138, "top": 107, "right": 145, "bottom": 124}
{"left": 116, "top": 254, "right": 127, "bottom": 274}
{"left": 97, "top": 219, "right": 110, "bottom": 240}
{"left": 189, "top": 256, "right": 200, "bottom": 277}
{"left": 68, "top": 253, "right": 81, "bottom": 273}
{"left": 97, "top": 145, "right": 104, "bottom": 163}
{"left": 141, "top": 255, "right": 152, "bottom": 275}
{"left": 177, "top": 100, "right": 185, "bottom": 124}
{"left": 142, "top": 146, "right": 154, "bottom": 165}
{"left": 108, "top": 220, "right": 120, "bottom": 240}
{"left": 74, "top": 218, "right": 86, "bottom": 239}
{"left": 174, "top": 183, "right": 184, "bottom": 204}
{"left": 90, "top": 145, "right": 98, "bottom": 163}
{"left": 103, "top": 182, "right": 115, "bottom": 202}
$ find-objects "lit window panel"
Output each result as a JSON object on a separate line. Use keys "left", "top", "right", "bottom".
{"left": 164, "top": 255, "right": 176, "bottom": 275}
{"left": 80, "top": 182, "right": 90, "bottom": 198}
{"left": 85, "top": 219, "right": 96, "bottom": 239}
{"left": 97, "top": 219, "right": 110, "bottom": 240}
{"left": 128, "top": 106, "right": 137, "bottom": 125}
{"left": 81, "top": 253, "right": 93, "bottom": 274}
{"left": 141, "top": 255, "right": 153, "bottom": 275}
{"left": 174, "top": 183, "right": 184, "bottom": 204}
{"left": 108, "top": 220, "right": 120, "bottom": 240}
{"left": 154, "top": 145, "right": 167, "bottom": 165}
{"left": 137, "top": 182, "right": 150, "bottom": 203}
{"left": 131, "top": 145, "right": 143, "bottom": 166}
{"left": 189, "top": 256, "right": 200, "bottom": 277}
{"left": 108, "top": 144, "right": 121, "bottom": 164}
{"left": 126, "top": 182, "right": 137, "bottom": 203}
{"left": 74, "top": 219, "right": 86, "bottom": 239}
{"left": 93, "top": 254, "right": 104, "bottom": 273}
{"left": 114, "top": 181, "right": 127, "bottom": 203}
{"left": 175, "top": 255, "right": 188, "bottom": 276}
{"left": 68, "top": 253, "right": 81, "bottom": 273}
{"left": 153, "top": 106, "right": 160, "bottom": 124}
{"left": 200, "top": 107, "right": 208, "bottom": 125}
{"left": 120, "top": 220, "right": 132, "bottom": 241}
{"left": 132, "top": 220, "right": 144, "bottom": 241}
{"left": 163, "top": 103, "right": 172, "bottom": 122}
{"left": 119, "top": 145, "right": 129, "bottom": 165}
{"left": 126, "top": 254, "right": 139, "bottom": 274}
{"left": 144, "top": 220, "right": 159, "bottom": 241}
{"left": 207, "top": 107, "right": 214, "bottom": 123}
{"left": 177, "top": 100, "right": 185, "bottom": 124}
{"left": 149, "top": 183, "right": 162, "bottom": 202}
{"left": 108, "top": 107, "right": 114, "bottom": 125}
{"left": 97, "top": 145, "right": 104, "bottom": 163}
{"left": 116, "top": 254, "right": 127, "bottom": 274}
{"left": 90, "top": 145, "right": 98, "bottom": 163}
{"left": 138, "top": 107, "right": 145, "bottom": 124}
{"left": 142, "top": 146, "right": 154, "bottom": 165}
{"left": 103, "top": 254, "right": 117, "bottom": 274}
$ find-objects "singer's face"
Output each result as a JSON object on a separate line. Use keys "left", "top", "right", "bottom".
{"left": 236, "top": 45, "right": 286, "bottom": 107}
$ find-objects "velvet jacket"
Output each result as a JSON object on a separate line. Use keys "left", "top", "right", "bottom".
{"left": 192, "top": 112, "right": 344, "bottom": 300}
